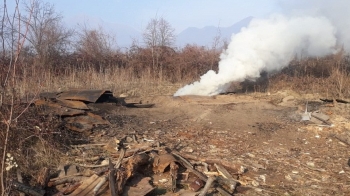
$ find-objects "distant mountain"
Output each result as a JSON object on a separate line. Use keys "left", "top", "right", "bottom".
{"left": 70, "top": 16, "right": 254, "bottom": 48}
{"left": 105, "top": 23, "right": 142, "bottom": 48}
{"left": 104, "top": 16, "right": 254, "bottom": 48}
{"left": 176, "top": 16, "right": 253, "bottom": 48}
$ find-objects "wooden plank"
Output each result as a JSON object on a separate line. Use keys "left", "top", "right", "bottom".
{"left": 69, "top": 174, "right": 100, "bottom": 196}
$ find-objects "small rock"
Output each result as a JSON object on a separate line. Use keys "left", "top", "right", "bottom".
{"left": 159, "top": 179, "right": 168, "bottom": 183}
{"left": 125, "top": 136, "right": 133, "bottom": 143}
{"left": 254, "top": 188, "right": 263, "bottom": 192}
{"left": 246, "top": 153, "right": 255, "bottom": 158}
{"left": 119, "top": 93, "right": 128, "bottom": 97}
{"left": 251, "top": 180, "right": 259, "bottom": 186}
{"left": 155, "top": 130, "right": 161, "bottom": 135}
{"left": 259, "top": 175, "right": 266, "bottom": 183}
{"left": 185, "top": 147, "right": 194, "bottom": 153}
{"left": 306, "top": 162, "right": 315, "bottom": 167}
{"left": 285, "top": 175, "right": 293, "bottom": 181}
{"left": 239, "top": 166, "right": 247, "bottom": 174}
{"left": 101, "top": 159, "right": 109, "bottom": 165}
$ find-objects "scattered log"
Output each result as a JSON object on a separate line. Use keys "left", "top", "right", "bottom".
{"left": 108, "top": 146, "right": 154, "bottom": 158}
{"left": 172, "top": 152, "right": 207, "bottom": 182}
{"left": 115, "top": 168, "right": 127, "bottom": 195}
{"left": 216, "top": 187, "right": 233, "bottom": 196}
{"left": 217, "top": 176, "right": 239, "bottom": 193}
{"left": 48, "top": 176, "right": 85, "bottom": 187}
{"left": 193, "top": 161, "right": 209, "bottom": 172}
{"left": 49, "top": 173, "right": 84, "bottom": 182}
{"left": 69, "top": 174, "right": 102, "bottom": 196}
{"left": 11, "top": 181, "right": 45, "bottom": 196}
{"left": 198, "top": 176, "right": 216, "bottom": 196}
{"left": 116, "top": 153, "right": 150, "bottom": 195}
{"left": 215, "top": 163, "right": 238, "bottom": 192}
{"left": 115, "top": 148, "right": 126, "bottom": 169}
{"left": 108, "top": 158, "right": 117, "bottom": 196}
{"left": 170, "top": 161, "right": 179, "bottom": 192}
{"left": 62, "top": 183, "right": 82, "bottom": 195}
{"left": 113, "top": 148, "right": 127, "bottom": 195}
{"left": 172, "top": 152, "right": 232, "bottom": 195}
{"left": 75, "top": 156, "right": 100, "bottom": 162}
{"left": 79, "top": 163, "right": 109, "bottom": 168}
{"left": 16, "top": 169, "right": 25, "bottom": 196}
{"left": 93, "top": 176, "right": 108, "bottom": 195}
{"left": 71, "top": 144, "right": 106, "bottom": 148}
{"left": 178, "top": 153, "right": 243, "bottom": 172}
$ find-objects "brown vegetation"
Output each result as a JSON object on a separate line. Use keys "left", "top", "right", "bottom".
{"left": 1, "top": 0, "right": 350, "bottom": 195}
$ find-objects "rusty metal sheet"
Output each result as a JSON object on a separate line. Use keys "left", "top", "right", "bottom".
{"left": 34, "top": 99, "right": 86, "bottom": 116}
{"left": 56, "top": 99, "right": 89, "bottom": 110}
{"left": 65, "top": 112, "right": 110, "bottom": 132}
{"left": 39, "top": 91, "right": 61, "bottom": 99}
{"left": 34, "top": 99, "right": 53, "bottom": 106}
{"left": 57, "top": 108, "right": 86, "bottom": 117}
{"left": 57, "top": 89, "right": 113, "bottom": 103}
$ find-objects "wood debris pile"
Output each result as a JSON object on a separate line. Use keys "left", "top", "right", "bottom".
{"left": 10, "top": 133, "right": 252, "bottom": 196}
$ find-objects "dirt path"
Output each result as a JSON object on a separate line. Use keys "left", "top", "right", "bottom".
{"left": 85, "top": 91, "right": 350, "bottom": 195}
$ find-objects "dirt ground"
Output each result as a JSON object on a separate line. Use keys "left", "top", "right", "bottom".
{"left": 67, "top": 89, "right": 349, "bottom": 196}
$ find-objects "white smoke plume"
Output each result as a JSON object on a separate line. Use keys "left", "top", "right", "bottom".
{"left": 174, "top": 1, "right": 349, "bottom": 96}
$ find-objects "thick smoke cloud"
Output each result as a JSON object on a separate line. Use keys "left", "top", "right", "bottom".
{"left": 174, "top": 1, "right": 349, "bottom": 96}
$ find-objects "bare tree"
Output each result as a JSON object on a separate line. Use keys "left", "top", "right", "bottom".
{"left": 143, "top": 18, "right": 158, "bottom": 49}
{"left": 143, "top": 17, "right": 176, "bottom": 76}
{"left": 143, "top": 17, "right": 175, "bottom": 48}
{"left": 23, "top": 0, "right": 73, "bottom": 66}
{"left": 75, "top": 25, "right": 115, "bottom": 61}
{"left": 158, "top": 18, "right": 176, "bottom": 47}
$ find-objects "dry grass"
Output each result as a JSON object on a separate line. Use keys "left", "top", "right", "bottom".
{"left": 14, "top": 65, "right": 187, "bottom": 100}
{"left": 10, "top": 53, "right": 350, "bottom": 100}
{"left": 1, "top": 52, "right": 350, "bottom": 193}
{"left": 267, "top": 54, "right": 350, "bottom": 98}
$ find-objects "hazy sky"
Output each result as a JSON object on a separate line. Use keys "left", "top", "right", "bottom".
{"left": 12, "top": 0, "right": 279, "bottom": 33}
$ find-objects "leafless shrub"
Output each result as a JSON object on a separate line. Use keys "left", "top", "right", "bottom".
{"left": 23, "top": 0, "right": 73, "bottom": 67}
{"left": 269, "top": 52, "right": 350, "bottom": 97}
{"left": 75, "top": 25, "right": 116, "bottom": 64}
